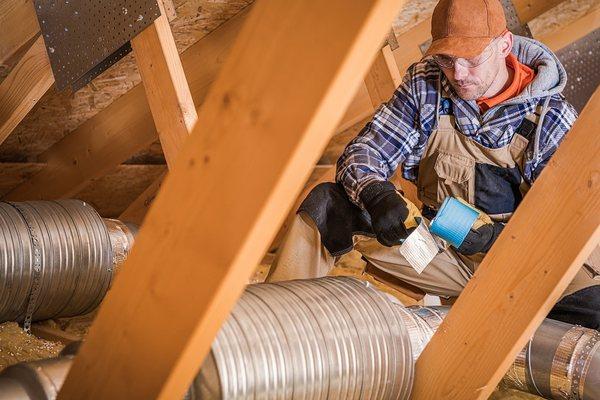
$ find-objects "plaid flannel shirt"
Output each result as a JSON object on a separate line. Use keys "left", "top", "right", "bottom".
{"left": 336, "top": 60, "right": 578, "bottom": 207}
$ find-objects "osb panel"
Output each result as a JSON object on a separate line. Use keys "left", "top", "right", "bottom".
{"left": 74, "top": 164, "right": 166, "bottom": 218}
{"left": 0, "top": 0, "right": 252, "bottom": 162}
{"left": 528, "top": 0, "right": 599, "bottom": 37}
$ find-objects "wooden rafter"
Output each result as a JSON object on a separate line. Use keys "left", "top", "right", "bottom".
{"left": 513, "top": 0, "right": 564, "bottom": 23}
{"left": 132, "top": 0, "right": 197, "bottom": 168}
{"left": 537, "top": 3, "right": 600, "bottom": 50}
{"left": 0, "top": 36, "right": 54, "bottom": 146}
{"left": 3, "top": 7, "right": 250, "bottom": 202}
{"left": 118, "top": 172, "right": 166, "bottom": 224}
{"left": 57, "top": 0, "right": 406, "bottom": 398}
{"left": 0, "top": 0, "right": 39, "bottom": 65}
{"left": 116, "top": 0, "right": 197, "bottom": 225}
{"left": 411, "top": 87, "right": 600, "bottom": 399}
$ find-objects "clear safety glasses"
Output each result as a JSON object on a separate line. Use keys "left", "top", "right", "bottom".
{"left": 432, "top": 37, "right": 501, "bottom": 69}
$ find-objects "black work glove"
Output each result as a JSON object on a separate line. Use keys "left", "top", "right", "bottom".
{"left": 456, "top": 221, "right": 504, "bottom": 255}
{"left": 360, "top": 181, "right": 412, "bottom": 247}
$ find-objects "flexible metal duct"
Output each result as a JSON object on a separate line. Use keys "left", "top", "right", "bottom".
{"left": 0, "top": 278, "right": 598, "bottom": 399}
{"left": 392, "top": 305, "right": 600, "bottom": 400}
{"left": 504, "top": 320, "right": 600, "bottom": 400}
{"left": 196, "top": 277, "right": 415, "bottom": 399}
{"left": 0, "top": 200, "right": 135, "bottom": 330}
{"left": 0, "top": 277, "right": 415, "bottom": 400}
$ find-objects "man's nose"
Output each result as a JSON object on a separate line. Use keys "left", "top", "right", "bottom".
{"left": 453, "top": 62, "right": 469, "bottom": 80}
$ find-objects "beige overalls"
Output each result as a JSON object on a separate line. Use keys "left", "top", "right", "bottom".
{"left": 268, "top": 96, "right": 599, "bottom": 299}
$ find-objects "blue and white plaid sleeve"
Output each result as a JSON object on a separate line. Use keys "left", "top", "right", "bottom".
{"left": 336, "top": 70, "right": 421, "bottom": 207}
{"left": 524, "top": 95, "right": 578, "bottom": 183}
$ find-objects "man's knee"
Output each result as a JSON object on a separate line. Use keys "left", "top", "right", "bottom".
{"left": 548, "top": 285, "right": 600, "bottom": 330}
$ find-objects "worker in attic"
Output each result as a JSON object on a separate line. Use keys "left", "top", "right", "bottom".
{"left": 267, "top": 0, "right": 600, "bottom": 330}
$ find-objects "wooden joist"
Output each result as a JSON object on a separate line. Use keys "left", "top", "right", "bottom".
{"left": 132, "top": 0, "right": 197, "bottom": 168}
{"left": 119, "top": 0, "right": 197, "bottom": 224}
{"left": 57, "top": 0, "right": 405, "bottom": 397}
{"left": 0, "top": 36, "right": 54, "bottom": 147}
{"left": 118, "top": 172, "right": 166, "bottom": 224}
{"left": 411, "top": 87, "right": 600, "bottom": 399}
{"left": 0, "top": 0, "right": 39, "bottom": 64}
{"left": 3, "top": 7, "right": 249, "bottom": 202}
{"left": 31, "top": 323, "right": 81, "bottom": 345}
{"left": 538, "top": 3, "right": 600, "bottom": 51}
{"left": 513, "top": 0, "right": 564, "bottom": 23}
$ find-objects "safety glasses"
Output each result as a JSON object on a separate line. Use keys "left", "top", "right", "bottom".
{"left": 432, "top": 37, "right": 501, "bottom": 69}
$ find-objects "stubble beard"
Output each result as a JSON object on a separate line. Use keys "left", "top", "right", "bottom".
{"left": 451, "top": 65, "right": 499, "bottom": 101}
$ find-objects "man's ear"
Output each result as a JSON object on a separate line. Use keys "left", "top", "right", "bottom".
{"left": 499, "top": 30, "right": 513, "bottom": 57}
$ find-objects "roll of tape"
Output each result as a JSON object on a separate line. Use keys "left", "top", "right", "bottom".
{"left": 430, "top": 197, "right": 479, "bottom": 248}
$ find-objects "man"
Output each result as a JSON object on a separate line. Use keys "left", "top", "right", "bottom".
{"left": 268, "top": 0, "right": 600, "bottom": 329}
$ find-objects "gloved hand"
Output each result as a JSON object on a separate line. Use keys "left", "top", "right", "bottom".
{"left": 456, "top": 222, "right": 504, "bottom": 255}
{"left": 360, "top": 181, "right": 421, "bottom": 247}
{"left": 454, "top": 200, "right": 504, "bottom": 255}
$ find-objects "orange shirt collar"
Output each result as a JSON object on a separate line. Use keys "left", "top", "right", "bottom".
{"left": 477, "top": 53, "right": 535, "bottom": 112}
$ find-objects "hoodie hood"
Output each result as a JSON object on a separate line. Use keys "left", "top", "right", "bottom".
{"left": 509, "top": 35, "right": 568, "bottom": 102}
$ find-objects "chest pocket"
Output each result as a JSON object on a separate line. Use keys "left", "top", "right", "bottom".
{"left": 433, "top": 152, "right": 475, "bottom": 205}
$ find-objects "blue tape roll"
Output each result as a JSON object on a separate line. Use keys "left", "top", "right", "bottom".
{"left": 430, "top": 197, "right": 479, "bottom": 248}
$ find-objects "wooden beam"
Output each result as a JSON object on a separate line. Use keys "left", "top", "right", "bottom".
{"left": 0, "top": 36, "right": 54, "bottom": 147}
{"left": 411, "top": 87, "right": 600, "bottom": 399}
{"left": 365, "top": 44, "right": 399, "bottom": 106}
{"left": 118, "top": 172, "right": 166, "bottom": 224}
{"left": 0, "top": 0, "right": 39, "bottom": 64}
{"left": 393, "top": 17, "right": 430, "bottom": 73}
{"left": 31, "top": 323, "right": 81, "bottom": 345}
{"left": 57, "top": 0, "right": 405, "bottom": 398}
{"left": 336, "top": 82, "right": 375, "bottom": 132}
{"left": 513, "top": 0, "right": 564, "bottom": 23}
{"left": 132, "top": 1, "right": 197, "bottom": 168}
{"left": 4, "top": 7, "right": 249, "bottom": 202}
{"left": 537, "top": 4, "right": 600, "bottom": 52}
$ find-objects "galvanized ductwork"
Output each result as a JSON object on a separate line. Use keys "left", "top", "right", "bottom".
{"left": 191, "top": 277, "right": 414, "bottom": 399}
{"left": 397, "top": 304, "right": 600, "bottom": 399}
{"left": 0, "top": 200, "right": 135, "bottom": 330}
{"left": 0, "top": 277, "right": 598, "bottom": 399}
{"left": 504, "top": 320, "right": 600, "bottom": 400}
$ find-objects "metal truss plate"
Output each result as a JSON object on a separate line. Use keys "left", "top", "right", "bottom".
{"left": 500, "top": 0, "right": 532, "bottom": 38}
{"left": 34, "top": 0, "right": 160, "bottom": 91}
{"left": 71, "top": 42, "right": 132, "bottom": 92}
{"left": 556, "top": 29, "right": 600, "bottom": 113}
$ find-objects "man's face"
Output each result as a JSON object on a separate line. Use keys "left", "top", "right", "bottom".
{"left": 436, "top": 39, "right": 506, "bottom": 100}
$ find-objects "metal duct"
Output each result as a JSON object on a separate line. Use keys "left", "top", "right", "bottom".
{"left": 504, "top": 320, "right": 600, "bottom": 400}
{"left": 393, "top": 305, "right": 600, "bottom": 400}
{"left": 197, "top": 277, "right": 414, "bottom": 399}
{"left": 0, "top": 278, "right": 598, "bottom": 400}
{"left": 0, "top": 277, "right": 415, "bottom": 400}
{"left": 0, "top": 200, "right": 135, "bottom": 330}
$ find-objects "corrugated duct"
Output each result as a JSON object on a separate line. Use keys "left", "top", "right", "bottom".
{"left": 0, "top": 277, "right": 598, "bottom": 399}
{"left": 0, "top": 200, "right": 134, "bottom": 330}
